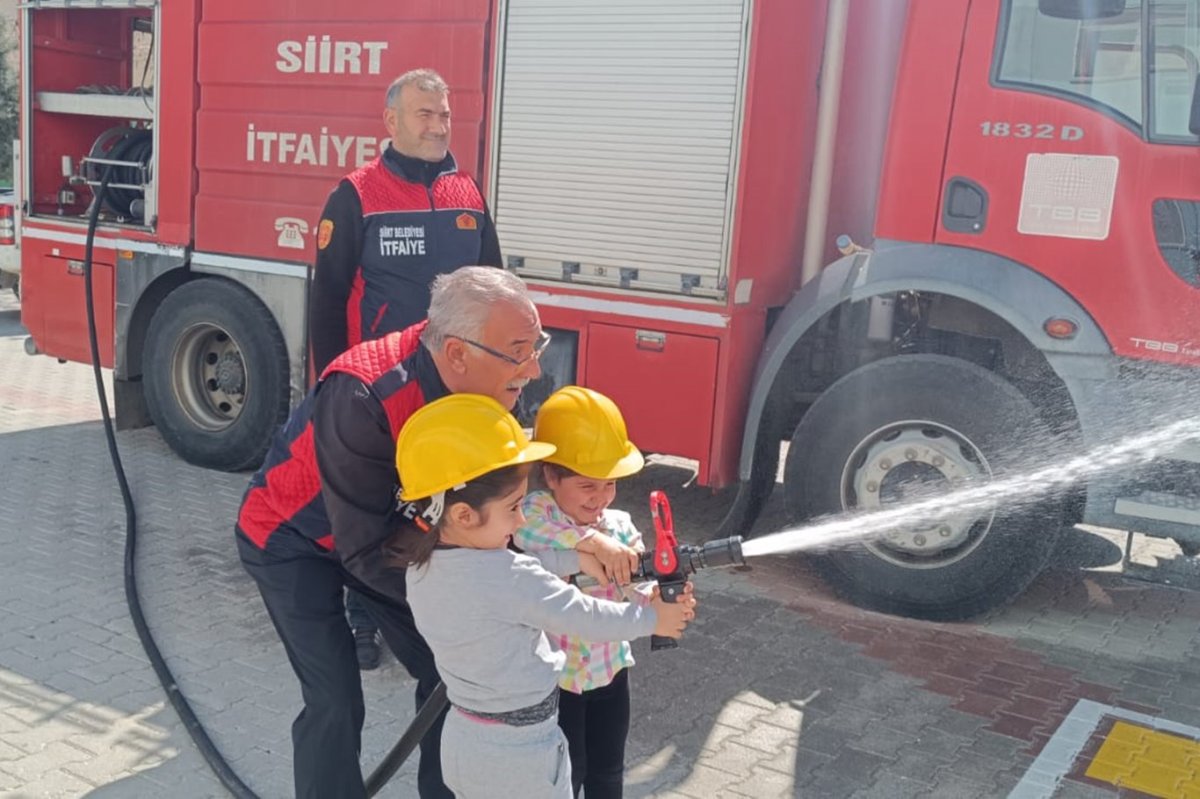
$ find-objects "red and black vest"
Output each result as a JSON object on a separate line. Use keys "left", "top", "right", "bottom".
{"left": 236, "top": 322, "right": 431, "bottom": 553}
{"left": 345, "top": 155, "right": 487, "bottom": 346}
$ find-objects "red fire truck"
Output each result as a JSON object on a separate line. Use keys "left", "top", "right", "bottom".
{"left": 13, "top": 0, "right": 1200, "bottom": 618}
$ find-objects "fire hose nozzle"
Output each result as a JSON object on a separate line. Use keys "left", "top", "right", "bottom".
{"left": 674, "top": 536, "right": 745, "bottom": 575}
{"left": 571, "top": 536, "right": 746, "bottom": 589}
{"left": 633, "top": 535, "right": 746, "bottom": 581}
{"left": 699, "top": 536, "right": 746, "bottom": 569}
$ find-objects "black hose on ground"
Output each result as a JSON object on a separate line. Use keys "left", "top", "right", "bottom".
{"left": 82, "top": 168, "right": 443, "bottom": 797}
{"left": 83, "top": 167, "right": 259, "bottom": 797}
{"left": 364, "top": 681, "right": 448, "bottom": 795}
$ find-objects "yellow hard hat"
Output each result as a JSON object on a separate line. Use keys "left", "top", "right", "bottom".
{"left": 396, "top": 394, "right": 557, "bottom": 501}
{"left": 534, "top": 386, "right": 644, "bottom": 480}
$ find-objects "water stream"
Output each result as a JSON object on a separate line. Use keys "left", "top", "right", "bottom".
{"left": 740, "top": 416, "right": 1200, "bottom": 559}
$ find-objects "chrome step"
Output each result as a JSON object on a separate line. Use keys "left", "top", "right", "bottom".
{"left": 1114, "top": 491, "right": 1200, "bottom": 527}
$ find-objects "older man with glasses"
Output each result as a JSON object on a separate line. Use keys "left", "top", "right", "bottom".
{"left": 236, "top": 267, "right": 570, "bottom": 799}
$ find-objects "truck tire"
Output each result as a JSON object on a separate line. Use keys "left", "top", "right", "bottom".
{"left": 782, "top": 354, "right": 1064, "bottom": 620}
{"left": 142, "top": 279, "right": 289, "bottom": 472}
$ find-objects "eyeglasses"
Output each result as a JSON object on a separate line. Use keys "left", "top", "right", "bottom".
{"left": 459, "top": 331, "right": 552, "bottom": 367}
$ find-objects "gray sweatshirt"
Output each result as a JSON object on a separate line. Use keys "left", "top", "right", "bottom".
{"left": 407, "top": 547, "right": 658, "bottom": 714}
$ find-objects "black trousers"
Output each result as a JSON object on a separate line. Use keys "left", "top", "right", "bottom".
{"left": 557, "top": 668, "right": 631, "bottom": 799}
{"left": 237, "top": 533, "right": 451, "bottom": 799}
{"left": 345, "top": 588, "right": 379, "bottom": 632}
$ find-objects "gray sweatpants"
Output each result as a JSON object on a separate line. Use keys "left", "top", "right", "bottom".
{"left": 441, "top": 709, "right": 572, "bottom": 798}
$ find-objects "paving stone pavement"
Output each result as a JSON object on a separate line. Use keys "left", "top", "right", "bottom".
{"left": 3, "top": 291, "right": 1200, "bottom": 798}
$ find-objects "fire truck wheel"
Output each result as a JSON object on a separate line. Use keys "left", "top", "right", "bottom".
{"left": 782, "top": 354, "right": 1065, "bottom": 620}
{"left": 142, "top": 279, "right": 289, "bottom": 472}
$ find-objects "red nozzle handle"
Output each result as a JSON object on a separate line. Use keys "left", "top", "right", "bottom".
{"left": 650, "top": 490, "right": 679, "bottom": 576}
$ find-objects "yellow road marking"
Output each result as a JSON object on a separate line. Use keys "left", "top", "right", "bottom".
{"left": 1086, "top": 720, "right": 1200, "bottom": 798}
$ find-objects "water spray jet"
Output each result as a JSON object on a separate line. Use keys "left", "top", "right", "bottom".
{"left": 740, "top": 417, "right": 1200, "bottom": 560}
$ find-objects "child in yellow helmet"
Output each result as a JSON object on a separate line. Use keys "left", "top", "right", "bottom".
{"left": 512, "top": 385, "right": 652, "bottom": 799}
{"left": 389, "top": 393, "right": 696, "bottom": 799}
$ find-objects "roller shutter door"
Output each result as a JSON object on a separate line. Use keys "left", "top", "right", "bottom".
{"left": 492, "top": 0, "right": 750, "bottom": 297}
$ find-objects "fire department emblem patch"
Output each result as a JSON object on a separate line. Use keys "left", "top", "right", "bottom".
{"left": 456, "top": 213, "right": 477, "bottom": 231}
{"left": 317, "top": 219, "right": 334, "bottom": 250}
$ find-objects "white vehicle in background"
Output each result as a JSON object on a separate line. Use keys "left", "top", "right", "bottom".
{"left": 0, "top": 187, "right": 16, "bottom": 296}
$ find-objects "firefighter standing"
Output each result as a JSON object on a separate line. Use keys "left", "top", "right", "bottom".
{"left": 237, "top": 268, "right": 547, "bottom": 799}
{"left": 309, "top": 67, "right": 502, "bottom": 371}
{"left": 308, "top": 67, "right": 503, "bottom": 668}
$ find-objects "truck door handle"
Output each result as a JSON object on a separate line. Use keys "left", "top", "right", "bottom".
{"left": 635, "top": 330, "right": 665, "bottom": 352}
{"left": 942, "top": 177, "right": 988, "bottom": 234}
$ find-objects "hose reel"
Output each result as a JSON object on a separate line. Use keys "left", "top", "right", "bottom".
{"left": 82, "top": 126, "right": 153, "bottom": 222}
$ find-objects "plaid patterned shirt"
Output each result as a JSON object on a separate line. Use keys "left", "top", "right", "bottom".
{"left": 514, "top": 490, "right": 650, "bottom": 694}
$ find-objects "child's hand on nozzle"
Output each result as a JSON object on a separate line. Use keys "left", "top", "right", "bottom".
{"left": 576, "top": 552, "right": 611, "bottom": 586}
{"left": 650, "top": 582, "right": 697, "bottom": 639}
{"left": 577, "top": 533, "right": 639, "bottom": 586}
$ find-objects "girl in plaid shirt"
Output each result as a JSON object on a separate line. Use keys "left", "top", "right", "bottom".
{"left": 513, "top": 386, "right": 653, "bottom": 799}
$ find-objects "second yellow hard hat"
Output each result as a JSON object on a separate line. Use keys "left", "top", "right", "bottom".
{"left": 534, "top": 386, "right": 644, "bottom": 480}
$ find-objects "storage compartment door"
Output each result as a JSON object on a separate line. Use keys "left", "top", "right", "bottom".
{"left": 25, "top": 251, "right": 115, "bottom": 367}
{"left": 583, "top": 323, "right": 718, "bottom": 464}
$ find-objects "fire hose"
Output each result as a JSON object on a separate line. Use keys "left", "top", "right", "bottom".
{"left": 80, "top": 165, "right": 438, "bottom": 797}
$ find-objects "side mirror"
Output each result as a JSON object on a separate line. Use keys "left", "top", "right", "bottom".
{"left": 1191, "top": 78, "right": 1200, "bottom": 137}
{"left": 1038, "top": 0, "right": 1126, "bottom": 19}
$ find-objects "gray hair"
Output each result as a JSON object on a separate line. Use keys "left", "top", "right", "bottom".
{"left": 385, "top": 68, "right": 450, "bottom": 108}
{"left": 423, "top": 267, "right": 533, "bottom": 349}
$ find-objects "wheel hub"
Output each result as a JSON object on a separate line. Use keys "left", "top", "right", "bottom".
{"left": 843, "top": 424, "right": 994, "bottom": 568}
{"left": 213, "top": 351, "right": 246, "bottom": 395}
{"left": 170, "top": 324, "right": 248, "bottom": 432}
